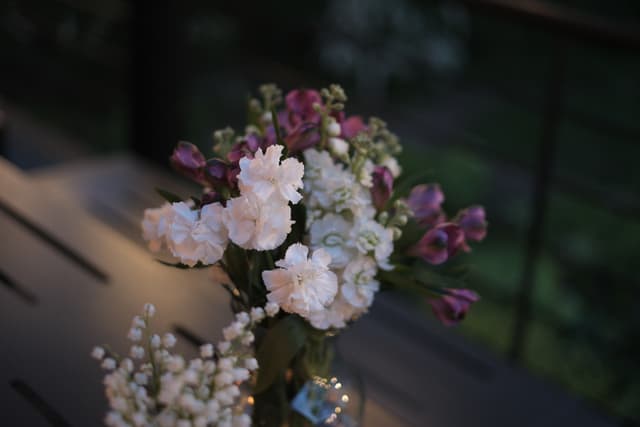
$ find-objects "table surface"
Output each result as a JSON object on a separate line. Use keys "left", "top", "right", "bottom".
{"left": 0, "top": 155, "right": 616, "bottom": 427}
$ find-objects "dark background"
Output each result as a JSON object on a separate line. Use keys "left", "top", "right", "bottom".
{"left": 1, "top": 0, "right": 639, "bottom": 424}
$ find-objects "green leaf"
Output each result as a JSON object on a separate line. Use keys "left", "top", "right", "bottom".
{"left": 156, "top": 188, "right": 182, "bottom": 203}
{"left": 222, "top": 244, "right": 250, "bottom": 296}
{"left": 155, "top": 259, "right": 210, "bottom": 269}
{"left": 255, "top": 316, "right": 306, "bottom": 394}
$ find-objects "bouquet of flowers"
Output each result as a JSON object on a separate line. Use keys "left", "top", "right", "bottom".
{"left": 92, "top": 84, "right": 487, "bottom": 427}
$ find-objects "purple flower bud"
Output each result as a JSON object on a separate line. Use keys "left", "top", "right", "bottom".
{"left": 456, "top": 206, "right": 488, "bottom": 242}
{"left": 407, "top": 183, "right": 446, "bottom": 227}
{"left": 284, "top": 122, "right": 320, "bottom": 153}
{"left": 285, "top": 89, "right": 322, "bottom": 127}
{"left": 341, "top": 115, "right": 366, "bottom": 139}
{"left": 371, "top": 166, "right": 393, "bottom": 210}
{"left": 170, "top": 141, "right": 206, "bottom": 183}
{"left": 408, "top": 223, "right": 468, "bottom": 265}
{"left": 428, "top": 289, "right": 479, "bottom": 326}
{"left": 204, "top": 159, "right": 228, "bottom": 186}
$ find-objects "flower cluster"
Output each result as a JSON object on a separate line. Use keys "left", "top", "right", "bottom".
{"left": 141, "top": 83, "right": 486, "bottom": 334}
{"left": 93, "top": 303, "right": 280, "bottom": 427}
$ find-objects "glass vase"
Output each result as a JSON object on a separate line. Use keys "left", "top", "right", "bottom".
{"left": 251, "top": 334, "right": 365, "bottom": 427}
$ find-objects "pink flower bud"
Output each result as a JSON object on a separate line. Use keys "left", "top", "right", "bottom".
{"left": 428, "top": 289, "right": 479, "bottom": 326}
{"left": 407, "top": 183, "right": 446, "bottom": 227}
{"left": 341, "top": 115, "right": 366, "bottom": 139}
{"left": 456, "top": 206, "right": 488, "bottom": 242}
{"left": 170, "top": 141, "right": 206, "bottom": 184}
{"left": 371, "top": 166, "right": 393, "bottom": 210}
{"left": 408, "top": 223, "right": 468, "bottom": 265}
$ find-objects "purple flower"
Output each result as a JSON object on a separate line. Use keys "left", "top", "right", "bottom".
{"left": 371, "top": 166, "right": 393, "bottom": 210}
{"left": 285, "top": 89, "right": 322, "bottom": 127}
{"left": 428, "top": 289, "right": 479, "bottom": 326}
{"left": 408, "top": 223, "right": 468, "bottom": 265}
{"left": 170, "top": 141, "right": 206, "bottom": 184}
{"left": 456, "top": 206, "right": 488, "bottom": 242}
{"left": 407, "top": 184, "right": 446, "bottom": 227}
{"left": 284, "top": 122, "right": 321, "bottom": 153}
{"left": 227, "top": 133, "right": 272, "bottom": 165}
{"left": 341, "top": 115, "right": 366, "bottom": 139}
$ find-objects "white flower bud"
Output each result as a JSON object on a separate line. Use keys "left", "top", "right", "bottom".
{"left": 150, "top": 334, "right": 161, "bottom": 348}
{"left": 130, "top": 345, "right": 145, "bottom": 359}
{"left": 250, "top": 307, "right": 265, "bottom": 322}
{"left": 327, "top": 119, "right": 341, "bottom": 137}
{"left": 101, "top": 358, "right": 116, "bottom": 370}
{"left": 217, "top": 341, "right": 231, "bottom": 354}
{"left": 200, "top": 343, "right": 214, "bottom": 358}
{"left": 167, "top": 356, "right": 185, "bottom": 372}
{"left": 131, "top": 315, "right": 146, "bottom": 329}
{"left": 120, "top": 358, "right": 134, "bottom": 373}
{"left": 240, "top": 332, "right": 254, "bottom": 346}
{"left": 235, "top": 312, "right": 250, "bottom": 327}
{"left": 134, "top": 373, "right": 148, "bottom": 385}
{"left": 244, "top": 358, "right": 258, "bottom": 370}
{"left": 143, "top": 303, "right": 156, "bottom": 318}
{"left": 328, "top": 137, "right": 349, "bottom": 156}
{"left": 214, "top": 371, "right": 233, "bottom": 387}
{"left": 232, "top": 368, "right": 249, "bottom": 382}
{"left": 128, "top": 327, "right": 142, "bottom": 342}
{"left": 265, "top": 302, "right": 280, "bottom": 317}
{"left": 218, "top": 357, "right": 234, "bottom": 371}
{"left": 91, "top": 346, "right": 105, "bottom": 360}
{"left": 162, "top": 333, "right": 176, "bottom": 348}
{"left": 261, "top": 111, "right": 273, "bottom": 123}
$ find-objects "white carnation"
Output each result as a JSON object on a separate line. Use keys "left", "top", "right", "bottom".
{"left": 191, "top": 203, "right": 228, "bottom": 265}
{"left": 351, "top": 219, "right": 394, "bottom": 270}
{"left": 142, "top": 203, "right": 173, "bottom": 252}
{"left": 166, "top": 202, "right": 201, "bottom": 266}
{"left": 262, "top": 243, "right": 338, "bottom": 318}
{"left": 341, "top": 256, "right": 380, "bottom": 308}
{"left": 238, "top": 145, "right": 304, "bottom": 204}
{"left": 309, "top": 213, "right": 356, "bottom": 268}
{"left": 222, "top": 194, "right": 292, "bottom": 251}
{"left": 308, "top": 292, "right": 362, "bottom": 330}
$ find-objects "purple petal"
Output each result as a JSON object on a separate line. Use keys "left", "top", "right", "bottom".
{"left": 407, "top": 183, "right": 446, "bottom": 227}
{"left": 341, "top": 115, "right": 366, "bottom": 139}
{"left": 170, "top": 141, "right": 206, "bottom": 183}
{"left": 456, "top": 205, "right": 488, "bottom": 242}
{"left": 284, "top": 122, "right": 320, "bottom": 153}
{"left": 428, "top": 288, "right": 479, "bottom": 326}
{"left": 285, "top": 89, "right": 322, "bottom": 127}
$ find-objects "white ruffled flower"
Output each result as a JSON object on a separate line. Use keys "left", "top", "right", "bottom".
{"left": 309, "top": 213, "right": 356, "bottom": 268}
{"left": 262, "top": 244, "right": 338, "bottom": 318}
{"left": 308, "top": 292, "right": 362, "bottom": 330}
{"left": 191, "top": 202, "right": 228, "bottom": 265}
{"left": 142, "top": 203, "right": 173, "bottom": 252}
{"left": 222, "top": 194, "right": 292, "bottom": 251}
{"left": 351, "top": 219, "right": 394, "bottom": 270}
{"left": 238, "top": 145, "right": 304, "bottom": 204}
{"left": 341, "top": 256, "right": 380, "bottom": 308}
{"left": 166, "top": 202, "right": 201, "bottom": 266}
{"left": 314, "top": 169, "right": 374, "bottom": 217}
